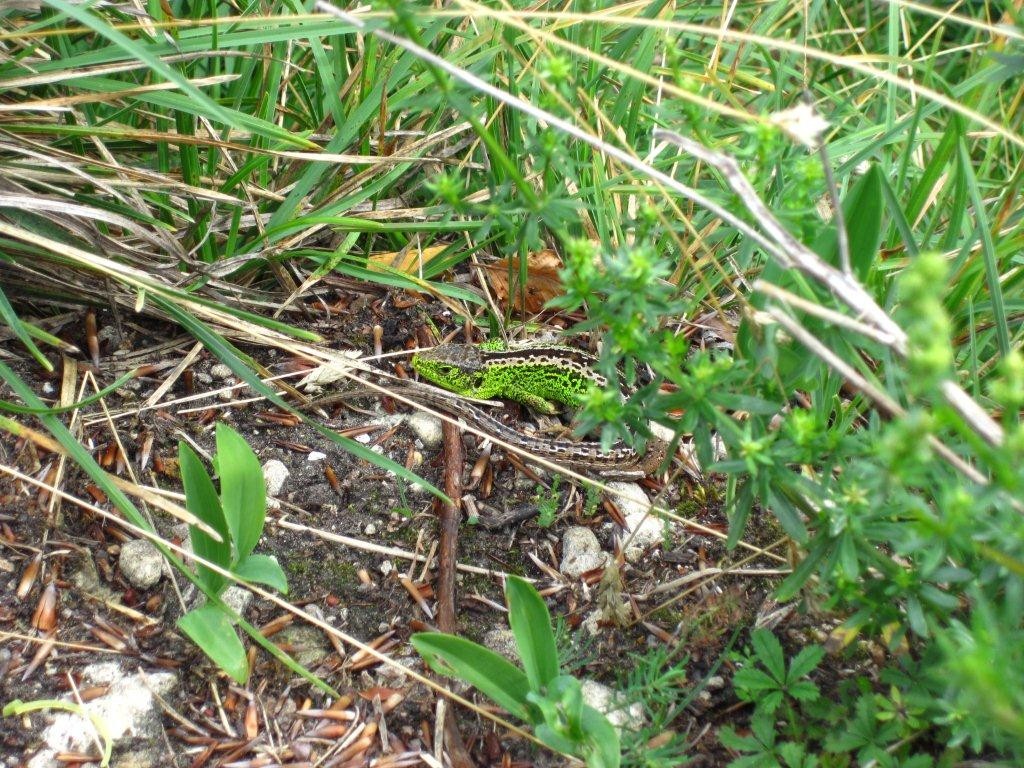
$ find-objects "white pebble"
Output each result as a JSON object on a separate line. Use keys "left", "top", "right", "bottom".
{"left": 209, "top": 363, "right": 234, "bottom": 381}
{"left": 262, "top": 459, "right": 290, "bottom": 496}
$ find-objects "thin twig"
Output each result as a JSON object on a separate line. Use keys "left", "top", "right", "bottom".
{"left": 754, "top": 279, "right": 900, "bottom": 347}
{"left": 436, "top": 420, "right": 463, "bottom": 633}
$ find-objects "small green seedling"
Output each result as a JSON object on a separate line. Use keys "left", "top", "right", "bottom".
{"left": 177, "top": 422, "right": 287, "bottom": 683}
{"left": 412, "top": 576, "right": 620, "bottom": 768}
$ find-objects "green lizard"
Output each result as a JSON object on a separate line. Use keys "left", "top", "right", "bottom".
{"left": 411, "top": 339, "right": 609, "bottom": 414}
{"left": 409, "top": 340, "right": 665, "bottom": 477}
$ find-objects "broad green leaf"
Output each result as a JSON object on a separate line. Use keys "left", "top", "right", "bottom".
{"left": 505, "top": 576, "right": 560, "bottom": 690}
{"left": 179, "top": 442, "right": 230, "bottom": 595}
{"left": 580, "top": 704, "right": 621, "bottom": 768}
{"left": 813, "top": 164, "right": 883, "bottom": 282}
{"left": 214, "top": 422, "right": 265, "bottom": 562}
{"left": 535, "top": 723, "right": 579, "bottom": 758}
{"left": 234, "top": 554, "right": 288, "bottom": 594}
{"left": 177, "top": 604, "right": 248, "bottom": 684}
{"left": 411, "top": 633, "right": 532, "bottom": 721}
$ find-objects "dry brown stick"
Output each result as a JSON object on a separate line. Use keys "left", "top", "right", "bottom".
{"left": 432, "top": 438, "right": 478, "bottom": 768}
{"left": 426, "top": 339, "right": 476, "bottom": 768}
{"left": 436, "top": 420, "right": 463, "bottom": 635}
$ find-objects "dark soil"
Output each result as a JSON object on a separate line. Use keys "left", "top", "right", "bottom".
{"left": 0, "top": 290, "right": 798, "bottom": 767}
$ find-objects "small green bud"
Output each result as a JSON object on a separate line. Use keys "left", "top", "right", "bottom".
{"left": 426, "top": 172, "right": 463, "bottom": 207}
{"left": 539, "top": 55, "right": 572, "bottom": 85}
{"left": 988, "top": 350, "right": 1024, "bottom": 412}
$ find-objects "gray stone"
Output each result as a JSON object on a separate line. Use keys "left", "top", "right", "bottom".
{"left": 580, "top": 679, "right": 644, "bottom": 732}
{"left": 581, "top": 610, "right": 603, "bottom": 637}
{"left": 262, "top": 462, "right": 290, "bottom": 512}
{"left": 275, "top": 624, "right": 332, "bottom": 668}
{"left": 405, "top": 411, "right": 443, "bottom": 448}
{"left": 262, "top": 459, "right": 290, "bottom": 497}
{"left": 605, "top": 481, "right": 664, "bottom": 563}
{"left": 220, "top": 585, "right": 253, "bottom": 616}
{"left": 26, "top": 662, "right": 177, "bottom": 768}
{"left": 560, "top": 526, "right": 607, "bottom": 578}
{"left": 209, "top": 363, "right": 234, "bottom": 381}
{"left": 483, "top": 629, "right": 518, "bottom": 662}
{"left": 118, "top": 539, "right": 164, "bottom": 590}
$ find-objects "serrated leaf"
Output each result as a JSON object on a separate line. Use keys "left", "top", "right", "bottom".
{"left": 717, "top": 725, "right": 759, "bottom": 752}
{"left": 777, "top": 741, "right": 809, "bottom": 768}
{"left": 733, "top": 668, "right": 779, "bottom": 694}
{"left": 749, "top": 709, "right": 777, "bottom": 744}
{"left": 900, "top": 754, "right": 935, "bottom": 768}
{"left": 787, "top": 645, "right": 825, "bottom": 680}
{"left": 760, "top": 690, "right": 783, "bottom": 715}
{"left": 787, "top": 681, "right": 820, "bottom": 702}
{"left": 750, "top": 629, "right": 786, "bottom": 681}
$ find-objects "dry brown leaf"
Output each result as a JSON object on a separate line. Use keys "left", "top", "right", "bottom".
{"left": 484, "top": 250, "right": 564, "bottom": 313}
{"left": 367, "top": 244, "right": 448, "bottom": 275}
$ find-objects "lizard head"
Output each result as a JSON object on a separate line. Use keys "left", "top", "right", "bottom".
{"left": 411, "top": 344, "right": 486, "bottom": 393}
